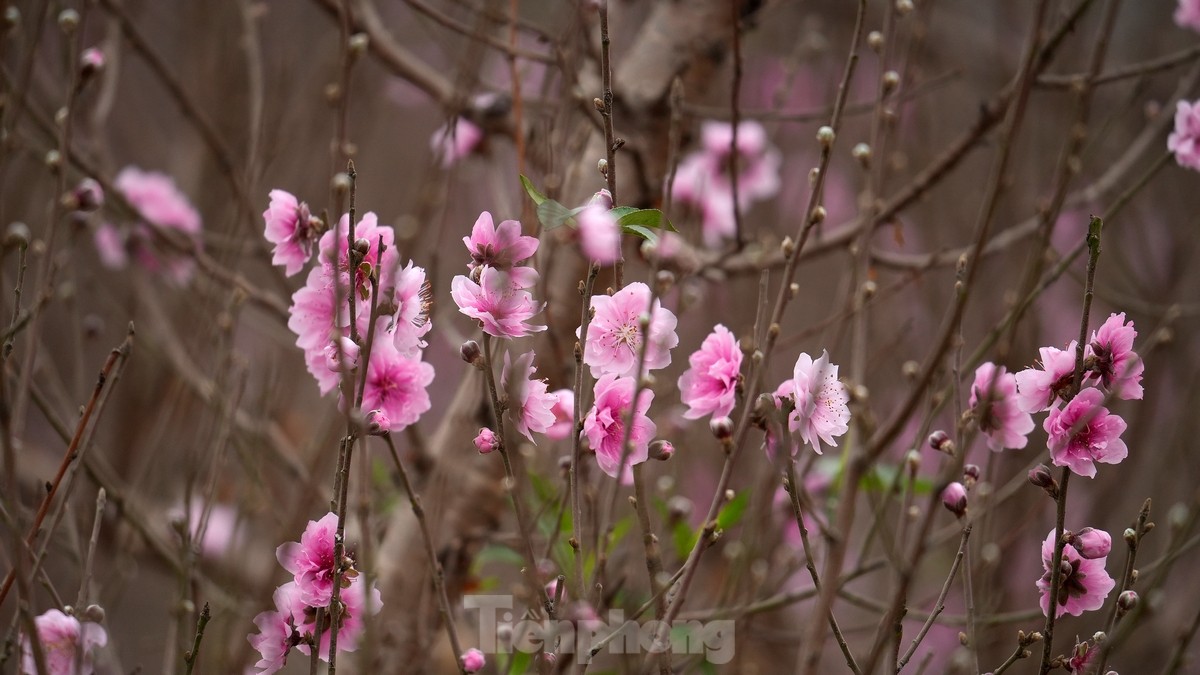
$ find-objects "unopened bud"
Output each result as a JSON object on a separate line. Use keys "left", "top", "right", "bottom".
{"left": 352, "top": 237, "right": 371, "bottom": 256}
{"left": 45, "top": 149, "right": 62, "bottom": 172}
{"left": 1124, "top": 528, "right": 1136, "bottom": 544}
{"left": 80, "top": 47, "right": 105, "bottom": 77}
{"left": 654, "top": 270, "right": 675, "bottom": 294}
{"left": 904, "top": 450, "right": 921, "bottom": 471}
{"left": 927, "top": 430, "right": 952, "bottom": 453}
{"left": 816, "top": 126, "right": 836, "bottom": 147}
{"left": 3, "top": 222, "right": 30, "bottom": 249}
{"left": 597, "top": 158, "right": 608, "bottom": 176}
{"left": 1117, "top": 590, "right": 1138, "bottom": 614}
{"left": 867, "top": 31, "right": 884, "bottom": 52}
{"left": 852, "top": 142, "right": 871, "bottom": 166}
{"left": 365, "top": 409, "right": 390, "bottom": 435}
{"left": 941, "top": 482, "right": 967, "bottom": 518}
{"left": 1028, "top": 465, "right": 1059, "bottom": 498}
{"left": 882, "top": 70, "right": 900, "bottom": 94}
{"left": 810, "top": 205, "right": 827, "bottom": 224}
{"left": 331, "top": 172, "right": 351, "bottom": 195}
{"left": 667, "top": 495, "right": 693, "bottom": 521}
{"left": 588, "top": 188, "right": 614, "bottom": 210}
{"left": 648, "top": 440, "right": 674, "bottom": 461}
{"left": 348, "top": 33, "right": 369, "bottom": 58}
{"left": 896, "top": 0, "right": 915, "bottom": 15}
{"left": 69, "top": 178, "right": 104, "bottom": 212}
{"left": 710, "top": 416, "right": 734, "bottom": 441}
{"left": 460, "top": 340, "right": 483, "bottom": 366}
{"left": 963, "top": 464, "right": 981, "bottom": 484}
{"left": 474, "top": 427, "right": 499, "bottom": 454}
{"left": 57, "top": 9, "right": 79, "bottom": 33}
{"left": 82, "top": 604, "right": 105, "bottom": 623}
{"left": 1071, "top": 527, "right": 1111, "bottom": 559}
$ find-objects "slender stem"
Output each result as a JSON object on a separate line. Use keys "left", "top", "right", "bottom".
{"left": 729, "top": 0, "right": 744, "bottom": 249}
{"left": 992, "top": 640, "right": 1033, "bottom": 675}
{"left": 597, "top": 0, "right": 622, "bottom": 287}
{"left": 1095, "top": 498, "right": 1152, "bottom": 674}
{"left": 74, "top": 489, "right": 106, "bottom": 610}
{"left": 383, "top": 434, "right": 467, "bottom": 673}
{"left": 896, "top": 525, "right": 972, "bottom": 671}
{"left": 569, "top": 265, "right": 598, "bottom": 601}
{"left": 631, "top": 464, "right": 670, "bottom": 674}
{"left": 1037, "top": 468, "right": 1071, "bottom": 674}
{"left": 182, "top": 603, "right": 210, "bottom": 675}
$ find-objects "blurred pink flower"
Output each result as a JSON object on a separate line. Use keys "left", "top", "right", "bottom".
{"left": 1015, "top": 341, "right": 1079, "bottom": 413}
{"left": 358, "top": 341, "right": 435, "bottom": 433}
{"left": 698, "top": 120, "right": 782, "bottom": 201}
{"left": 969, "top": 362, "right": 1034, "bottom": 451}
{"left": 463, "top": 211, "right": 538, "bottom": 272}
{"left": 115, "top": 166, "right": 202, "bottom": 235}
{"left": 431, "top": 117, "right": 484, "bottom": 168}
{"left": 474, "top": 427, "right": 498, "bottom": 454}
{"left": 94, "top": 167, "right": 203, "bottom": 285}
{"left": 1168, "top": 100, "right": 1200, "bottom": 171}
{"left": 788, "top": 350, "right": 850, "bottom": 454}
{"left": 583, "top": 374, "right": 656, "bottom": 480}
{"left": 1037, "top": 528, "right": 1115, "bottom": 618}
{"left": 276, "top": 512, "right": 339, "bottom": 607}
{"left": 582, "top": 282, "right": 679, "bottom": 378}
{"left": 1088, "top": 312, "right": 1143, "bottom": 400}
{"left": 1176, "top": 0, "right": 1200, "bottom": 33}
{"left": 79, "top": 47, "right": 105, "bottom": 73}
{"left": 262, "top": 189, "right": 317, "bottom": 276}
{"left": 451, "top": 266, "right": 546, "bottom": 338}
{"left": 461, "top": 647, "right": 486, "bottom": 673}
{"left": 577, "top": 204, "right": 620, "bottom": 264}
{"left": 678, "top": 324, "right": 742, "bottom": 420}
{"left": 296, "top": 577, "right": 381, "bottom": 659}
{"left": 19, "top": 608, "right": 107, "bottom": 675}
{"left": 502, "top": 351, "right": 557, "bottom": 441}
{"left": 168, "top": 498, "right": 241, "bottom": 559}
{"left": 545, "top": 389, "right": 575, "bottom": 441}
{"left": 93, "top": 223, "right": 128, "bottom": 269}
{"left": 1044, "top": 387, "right": 1128, "bottom": 478}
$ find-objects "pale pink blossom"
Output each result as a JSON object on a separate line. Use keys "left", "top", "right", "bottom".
{"left": 463, "top": 211, "right": 538, "bottom": 271}
{"left": 545, "top": 389, "right": 575, "bottom": 441}
{"left": 168, "top": 498, "right": 241, "bottom": 558}
{"left": 1066, "top": 637, "right": 1099, "bottom": 674}
{"left": 115, "top": 166, "right": 202, "bottom": 235}
{"left": 388, "top": 260, "right": 434, "bottom": 354}
{"left": 263, "top": 189, "right": 317, "bottom": 276}
{"left": 431, "top": 117, "right": 484, "bottom": 168}
{"left": 1037, "top": 528, "right": 1115, "bottom": 618}
{"left": 969, "top": 362, "right": 1035, "bottom": 451}
{"left": 357, "top": 341, "right": 435, "bottom": 433}
{"left": 1177, "top": 0, "right": 1200, "bottom": 35}
{"left": 461, "top": 648, "right": 486, "bottom": 673}
{"left": 1169, "top": 100, "right": 1200, "bottom": 171}
{"left": 451, "top": 266, "right": 546, "bottom": 338}
{"left": 276, "top": 512, "right": 340, "bottom": 607}
{"left": 677, "top": 324, "right": 742, "bottom": 420}
{"left": 577, "top": 204, "right": 621, "bottom": 264}
{"left": 1088, "top": 312, "right": 1143, "bottom": 400}
{"left": 582, "top": 282, "right": 679, "bottom": 378}
{"left": 789, "top": 350, "right": 851, "bottom": 454}
{"left": 19, "top": 609, "right": 107, "bottom": 675}
{"left": 474, "top": 427, "right": 498, "bottom": 454}
{"left": 93, "top": 224, "right": 128, "bottom": 269}
{"left": 1044, "top": 387, "right": 1128, "bottom": 478}
{"left": 583, "top": 374, "right": 656, "bottom": 480}
{"left": 1072, "top": 527, "right": 1112, "bottom": 560}
{"left": 502, "top": 351, "right": 557, "bottom": 441}
{"left": 671, "top": 155, "right": 737, "bottom": 247}
{"left": 1015, "top": 341, "right": 1080, "bottom": 413}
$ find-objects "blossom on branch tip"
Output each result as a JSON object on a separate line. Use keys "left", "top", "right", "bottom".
{"left": 678, "top": 324, "right": 742, "bottom": 420}
{"left": 969, "top": 362, "right": 1034, "bottom": 451}
{"left": 1044, "top": 387, "right": 1128, "bottom": 478}
{"left": 1169, "top": 99, "right": 1200, "bottom": 171}
{"left": 474, "top": 427, "right": 499, "bottom": 454}
{"left": 582, "top": 374, "right": 656, "bottom": 481}
{"left": 1037, "top": 528, "right": 1115, "bottom": 618}
{"left": 263, "top": 189, "right": 318, "bottom": 276}
{"left": 1014, "top": 341, "right": 1079, "bottom": 413}
{"left": 463, "top": 211, "right": 538, "bottom": 271}
{"left": 581, "top": 282, "right": 678, "bottom": 378}
{"left": 1088, "top": 312, "right": 1143, "bottom": 400}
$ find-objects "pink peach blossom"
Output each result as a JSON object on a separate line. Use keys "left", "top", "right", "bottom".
{"left": 1037, "top": 528, "right": 1115, "bottom": 618}
{"left": 474, "top": 427, "right": 498, "bottom": 453}
{"left": 1088, "top": 312, "right": 1143, "bottom": 400}
{"left": 19, "top": 608, "right": 107, "bottom": 675}
{"left": 583, "top": 374, "right": 656, "bottom": 480}
{"left": 296, "top": 577, "right": 382, "bottom": 659}
{"left": 461, "top": 647, "right": 486, "bottom": 672}
{"left": 1177, "top": 0, "right": 1200, "bottom": 35}
{"left": 1169, "top": 99, "right": 1200, "bottom": 171}
{"left": 115, "top": 166, "right": 201, "bottom": 235}
{"left": 93, "top": 223, "right": 128, "bottom": 269}
{"left": 1044, "top": 387, "right": 1128, "bottom": 478}
{"left": 678, "top": 324, "right": 742, "bottom": 420}
{"left": 431, "top": 117, "right": 484, "bottom": 168}
{"left": 545, "top": 389, "right": 575, "bottom": 441}
{"left": 502, "top": 351, "right": 557, "bottom": 441}
{"left": 1015, "top": 341, "right": 1080, "bottom": 413}
{"left": 357, "top": 341, "right": 435, "bottom": 433}
{"left": 789, "top": 350, "right": 851, "bottom": 454}
{"left": 582, "top": 282, "right": 679, "bottom": 378}
{"left": 463, "top": 211, "right": 538, "bottom": 271}
{"left": 248, "top": 586, "right": 299, "bottom": 675}
{"left": 263, "top": 189, "right": 318, "bottom": 276}
{"left": 577, "top": 204, "right": 621, "bottom": 264}
{"left": 451, "top": 266, "right": 546, "bottom": 338}
{"left": 275, "top": 512, "right": 340, "bottom": 607}
{"left": 969, "top": 362, "right": 1035, "bottom": 451}
{"left": 698, "top": 120, "right": 782, "bottom": 202}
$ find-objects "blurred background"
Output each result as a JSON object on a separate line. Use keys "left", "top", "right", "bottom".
{"left": 1, "top": 0, "right": 1198, "bottom": 672}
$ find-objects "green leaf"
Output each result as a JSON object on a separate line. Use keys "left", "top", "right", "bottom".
{"left": 613, "top": 208, "right": 677, "bottom": 233}
{"left": 536, "top": 200, "right": 585, "bottom": 230}
{"left": 620, "top": 224, "right": 659, "bottom": 243}
{"left": 473, "top": 544, "right": 525, "bottom": 570}
{"left": 715, "top": 489, "right": 750, "bottom": 530}
{"left": 519, "top": 174, "right": 548, "bottom": 206}
{"left": 505, "top": 650, "right": 533, "bottom": 675}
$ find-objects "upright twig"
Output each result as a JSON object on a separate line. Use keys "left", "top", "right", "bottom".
{"left": 182, "top": 602, "right": 211, "bottom": 675}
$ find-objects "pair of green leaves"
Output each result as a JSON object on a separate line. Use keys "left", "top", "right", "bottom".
{"left": 519, "top": 175, "right": 677, "bottom": 243}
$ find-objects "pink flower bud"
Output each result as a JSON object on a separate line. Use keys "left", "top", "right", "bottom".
{"left": 648, "top": 440, "right": 674, "bottom": 461}
{"left": 1071, "top": 527, "right": 1112, "bottom": 559}
{"left": 963, "top": 464, "right": 981, "bottom": 483}
{"left": 928, "top": 429, "right": 953, "bottom": 452}
{"left": 461, "top": 647, "right": 486, "bottom": 673}
{"left": 1028, "top": 464, "right": 1059, "bottom": 498}
{"left": 474, "top": 428, "right": 498, "bottom": 454}
{"left": 72, "top": 178, "right": 104, "bottom": 212}
{"left": 366, "top": 409, "right": 390, "bottom": 435}
{"left": 460, "top": 340, "right": 482, "bottom": 366}
{"left": 710, "top": 416, "right": 734, "bottom": 440}
{"left": 324, "top": 335, "right": 359, "bottom": 372}
{"left": 588, "top": 188, "right": 614, "bottom": 210}
{"left": 941, "top": 482, "right": 967, "bottom": 518}
{"left": 1117, "top": 590, "right": 1138, "bottom": 613}
{"left": 80, "top": 47, "right": 105, "bottom": 74}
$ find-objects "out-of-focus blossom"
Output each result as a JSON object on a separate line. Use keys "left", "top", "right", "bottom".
{"left": 463, "top": 211, "right": 538, "bottom": 272}
{"left": 502, "top": 351, "right": 557, "bottom": 441}
{"left": 577, "top": 204, "right": 621, "bottom": 264}
{"left": 545, "top": 389, "right": 575, "bottom": 441}
{"left": 263, "top": 189, "right": 318, "bottom": 277}
{"left": 1088, "top": 312, "right": 1143, "bottom": 400}
{"left": 93, "top": 166, "right": 204, "bottom": 285}
{"left": 19, "top": 608, "right": 107, "bottom": 675}
{"left": 93, "top": 223, "right": 128, "bottom": 269}
{"left": 788, "top": 350, "right": 851, "bottom": 454}
{"left": 677, "top": 324, "right": 742, "bottom": 420}
{"left": 168, "top": 498, "right": 242, "bottom": 559}
{"left": 582, "top": 282, "right": 679, "bottom": 378}
{"left": 71, "top": 178, "right": 104, "bottom": 212}
{"left": 1176, "top": 0, "right": 1200, "bottom": 35}
{"left": 1037, "top": 528, "right": 1115, "bottom": 618}
{"left": 969, "top": 362, "right": 1035, "bottom": 451}
{"left": 79, "top": 47, "right": 105, "bottom": 74}
{"left": 582, "top": 374, "right": 656, "bottom": 480}
{"left": 357, "top": 340, "right": 434, "bottom": 433}
{"left": 115, "top": 166, "right": 202, "bottom": 235}
{"left": 275, "top": 512, "right": 340, "bottom": 607}
{"left": 1044, "top": 387, "right": 1128, "bottom": 478}
{"left": 461, "top": 647, "right": 487, "bottom": 673}
{"left": 1015, "top": 342, "right": 1079, "bottom": 413}
{"left": 451, "top": 266, "right": 546, "bottom": 338}
{"left": 431, "top": 117, "right": 484, "bottom": 168}
{"left": 1168, "top": 99, "right": 1200, "bottom": 171}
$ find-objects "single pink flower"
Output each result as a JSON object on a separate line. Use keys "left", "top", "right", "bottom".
{"left": 1044, "top": 387, "right": 1128, "bottom": 478}
{"left": 463, "top": 211, "right": 538, "bottom": 271}
{"left": 577, "top": 204, "right": 620, "bottom": 264}
{"left": 1088, "top": 312, "right": 1143, "bottom": 400}
{"left": 462, "top": 647, "right": 487, "bottom": 673}
{"left": 502, "top": 351, "right": 557, "bottom": 441}
{"left": 969, "top": 362, "right": 1035, "bottom": 451}
{"left": 19, "top": 609, "right": 107, "bottom": 675}
{"left": 115, "top": 166, "right": 202, "bottom": 235}
{"left": 698, "top": 120, "right": 782, "bottom": 202}
{"left": 474, "top": 427, "right": 498, "bottom": 453}
{"left": 1066, "top": 637, "right": 1099, "bottom": 674}
{"left": 1169, "top": 99, "right": 1200, "bottom": 171}
{"left": 263, "top": 189, "right": 317, "bottom": 277}
{"left": 1071, "top": 527, "right": 1112, "bottom": 560}
{"left": 451, "top": 266, "right": 547, "bottom": 338}
{"left": 789, "top": 350, "right": 851, "bottom": 454}
{"left": 544, "top": 389, "right": 575, "bottom": 441}
{"left": 678, "top": 324, "right": 742, "bottom": 420}
{"left": 583, "top": 374, "right": 656, "bottom": 480}
{"left": 276, "top": 512, "right": 340, "bottom": 607}
{"left": 582, "top": 282, "right": 679, "bottom": 378}
{"left": 1014, "top": 341, "right": 1080, "bottom": 413}
{"left": 357, "top": 340, "right": 435, "bottom": 433}
{"left": 388, "top": 260, "right": 434, "bottom": 354}
{"left": 1037, "top": 528, "right": 1115, "bottom": 618}
{"left": 431, "top": 117, "right": 484, "bottom": 168}
{"left": 1177, "top": 0, "right": 1200, "bottom": 35}
{"left": 248, "top": 600, "right": 297, "bottom": 674}
{"left": 670, "top": 155, "right": 737, "bottom": 248}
